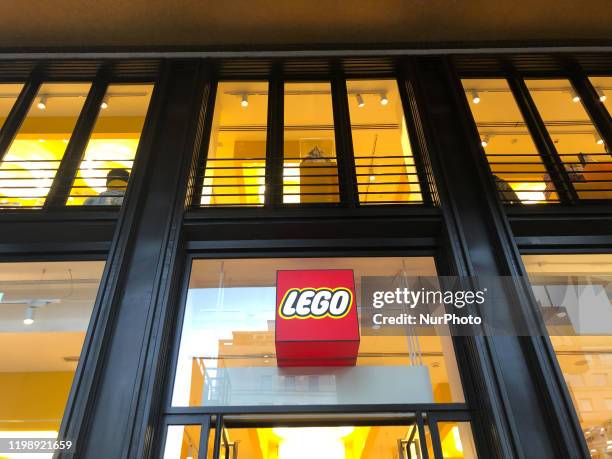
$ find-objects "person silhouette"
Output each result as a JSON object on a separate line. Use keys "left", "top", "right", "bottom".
{"left": 84, "top": 168, "right": 129, "bottom": 206}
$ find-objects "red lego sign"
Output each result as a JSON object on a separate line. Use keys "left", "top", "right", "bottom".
{"left": 275, "top": 269, "right": 360, "bottom": 367}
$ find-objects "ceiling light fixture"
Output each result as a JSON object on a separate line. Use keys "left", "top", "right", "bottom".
{"left": 36, "top": 96, "right": 47, "bottom": 110}
{"left": 595, "top": 133, "right": 605, "bottom": 145}
{"left": 570, "top": 88, "right": 580, "bottom": 103}
{"left": 471, "top": 91, "right": 480, "bottom": 104}
{"left": 481, "top": 134, "right": 490, "bottom": 147}
{"left": 356, "top": 93, "right": 365, "bottom": 108}
{"left": 380, "top": 93, "right": 389, "bottom": 106}
{"left": 23, "top": 306, "right": 35, "bottom": 325}
{"left": 596, "top": 88, "right": 607, "bottom": 102}
{"left": 240, "top": 94, "right": 249, "bottom": 108}
{"left": 100, "top": 96, "right": 109, "bottom": 110}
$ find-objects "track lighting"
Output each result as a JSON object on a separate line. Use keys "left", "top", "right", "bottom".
{"left": 481, "top": 135, "right": 490, "bottom": 147}
{"left": 596, "top": 88, "right": 607, "bottom": 102}
{"left": 356, "top": 94, "right": 365, "bottom": 108}
{"left": 240, "top": 94, "right": 248, "bottom": 108}
{"left": 36, "top": 96, "right": 47, "bottom": 110}
{"left": 471, "top": 91, "right": 480, "bottom": 104}
{"left": 570, "top": 88, "right": 580, "bottom": 103}
{"left": 23, "top": 307, "right": 35, "bottom": 325}
{"left": 100, "top": 96, "right": 109, "bottom": 110}
{"left": 380, "top": 93, "right": 389, "bottom": 106}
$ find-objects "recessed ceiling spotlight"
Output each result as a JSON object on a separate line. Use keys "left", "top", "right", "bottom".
{"left": 481, "top": 134, "right": 490, "bottom": 147}
{"left": 570, "top": 88, "right": 580, "bottom": 103}
{"left": 356, "top": 93, "right": 365, "bottom": 108}
{"left": 23, "top": 306, "right": 35, "bottom": 325}
{"left": 380, "top": 93, "right": 389, "bottom": 106}
{"left": 471, "top": 90, "right": 480, "bottom": 104}
{"left": 36, "top": 96, "right": 47, "bottom": 110}
{"left": 240, "top": 94, "right": 249, "bottom": 108}
{"left": 596, "top": 87, "right": 607, "bottom": 102}
{"left": 100, "top": 96, "right": 109, "bottom": 110}
{"left": 595, "top": 133, "right": 605, "bottom": 145}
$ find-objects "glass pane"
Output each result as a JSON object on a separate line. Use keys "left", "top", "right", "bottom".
{"left": 347, "top": 79, "right": 423, "bottom": 204}
{"left": 163, "top": 425, "right": 201, "bottom": 459}
{"left": 223, "top": 421, "right": 435, "bottom": 459}
{"left": 589, "top": 76, "right": 612, "bottom": 116}
{"left": 171, "top": 257, "right": 464, "bottom": 407}
{"left": 284, "top": 82, "right": 339, "bottom": 204}
{"left": 0, "top": 261, "right": 105, "bottom": 439}
{"left": 0, "top": 83, "right": 24, "bottom": 131}
{"left": 68, "top": 84, "right": 153, "bottom": 206}
{"left": 522, "top": 254, "right": 612, "bottom": 455}
{"left": 437, "top": 422, "right": 478, "bottom": 458}
{"left": 462, "top": 79, "right": 556, "bottom": 204}
{"left": 201, "top": 81, "right": 268, "bottom": 207}
{"left": 0, "top": 83, "right": 91, "bottom": 208}
{"left": 526, "top": 79, "right": 612, "bottom": 200}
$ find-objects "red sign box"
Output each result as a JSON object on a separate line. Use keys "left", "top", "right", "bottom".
{"left": 275, "top": 269, "right": 360, "bottom": 367}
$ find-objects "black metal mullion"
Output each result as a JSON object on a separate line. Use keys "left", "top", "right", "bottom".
{"left": 266, "top": 66, "right": 284, "bottom": 207}
{"left": 212, "top": 415, "right": 223, "bottom": 459}
{"left": 197, "top": 416, "right": 211, "bottom": 459}
{"left": 0, "top": 77, "right": 41, "bottom": 162}
{"left": 506, "top": 74, "right": 579, "bottom": 204}
{"left": 427, "top": 415, "right": 444, "bottom": 459}
{"left": 190, "top": 79, "right": 218, "bottom": 207}
{"left": 331, "top": 68, "right": 359, "bottom": 208}
{"left": 396, "top": 67, "right": 434, "bottom": 206}
{"left": 415, "top": 411, "right": 430, "bottom": 459}
{"left": 567, "top": 64, "right": 612, "bottom": 152}
{"left": 44, "top": 76, "right": 108, "bottom": 209}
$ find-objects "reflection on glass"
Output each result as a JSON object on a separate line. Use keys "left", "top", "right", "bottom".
{"left": 0, "top": 83, "right": 24, "bottom": 131}
{"left": 347, "top": 79, "right": 422, "bottom": 204}
{"left": 284, "top": 82, "right": 339, "bottom": 204}
{"left": 526, "top": 79, "right": 612, "bottom": 200}
{"left": 68, "top": 84, "right": 153, "bottom": 206}
{"left": 437, "top": 421, "right": 478, "bottom": 458}
{"left": 171, "top": 257, "right": 464, "bottom": 408}
{"left": 0, "top": 261, "right": 104, "bottom": 440}
{"left": 201, "top": 81, "right": 268, "bottom": 207}
{"left": 0, "top": 83, "right": 91, "bottom": 208}
{"left": 523, "top": 254, "right": 612, "bottom": 456}
{"left": 589, "top": 76, "right": 612, "bottom": 116}
{"left": 163, "top": 424, "right": 201, "bottom": 459}
{"left": 462, "top": 79, "right": 555, "bottom": 203}
{"left": 221, "top": 420, "right": 463, "bottom": 459}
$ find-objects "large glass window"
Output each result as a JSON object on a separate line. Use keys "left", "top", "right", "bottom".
{"left": 0, "top": 261, "right": 105, "bottom": 443}
{"left": 347, "top": 79, "right": 423, "bottom": 204}
{"left": 201, "top": 81, "right": 268, "bottom": 207}
{"left": 171, "top": 257, "right": 464, "bottom": 408}
{"left": 68, "top": 84, "right": 153, "bottom": 206}
{"left": 526, "top": 79, "right": 611, "bottom": 200}
{"left": 523, "top": 254, "right": 612, "bottom": 456}
{"left": 0, "top": 83, "right": 91, "bottom": 208}
{"left": 283, "top": 82, "right": 340, "bottom": 204}
{"left": 0, "top": 84, "right": 24, "bottom": 131}
{"left": 462, "top": 79, "right": 555, "bottom": 204}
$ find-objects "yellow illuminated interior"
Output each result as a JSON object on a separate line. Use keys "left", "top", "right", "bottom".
{"left": 462, "top": 78, "right": 555, "bottom": 204}
{"left": 0, "top": 83, "right": 24, "bottom": 131}
{"left": 589, "top": 76, "right": 612, "bottom": 117}
{"left": 0, "top": 261, "right": 104, "bottom": 456}
{"left": 283, "top": 82, "right": 339, "bottom": 204}
{"left": 201, "top": 81, "right": 268, "bottom": 207}
{"left": 523, "top": 254, "right": 612, "bottom": 457}
{"left": 68, "top": 84, "right": 153, "bottom": 205}
{"left": 526, "top": 79, "right": 611, "bottom": 200}
{"left": 347, "top": 79, "right": 422, "bottom": 204}
{"left": 0, "top": 83, "right": 152, "bottom": 208}
{"left": 162, "top": 422, "right": 476, "bottom": 459}
{"left": 0, "top": 83, "right": 90, "bottom": 208}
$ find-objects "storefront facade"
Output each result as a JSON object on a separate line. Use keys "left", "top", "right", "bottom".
{"left": 0, "top": 49, "right": 610, "bottom": 459}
